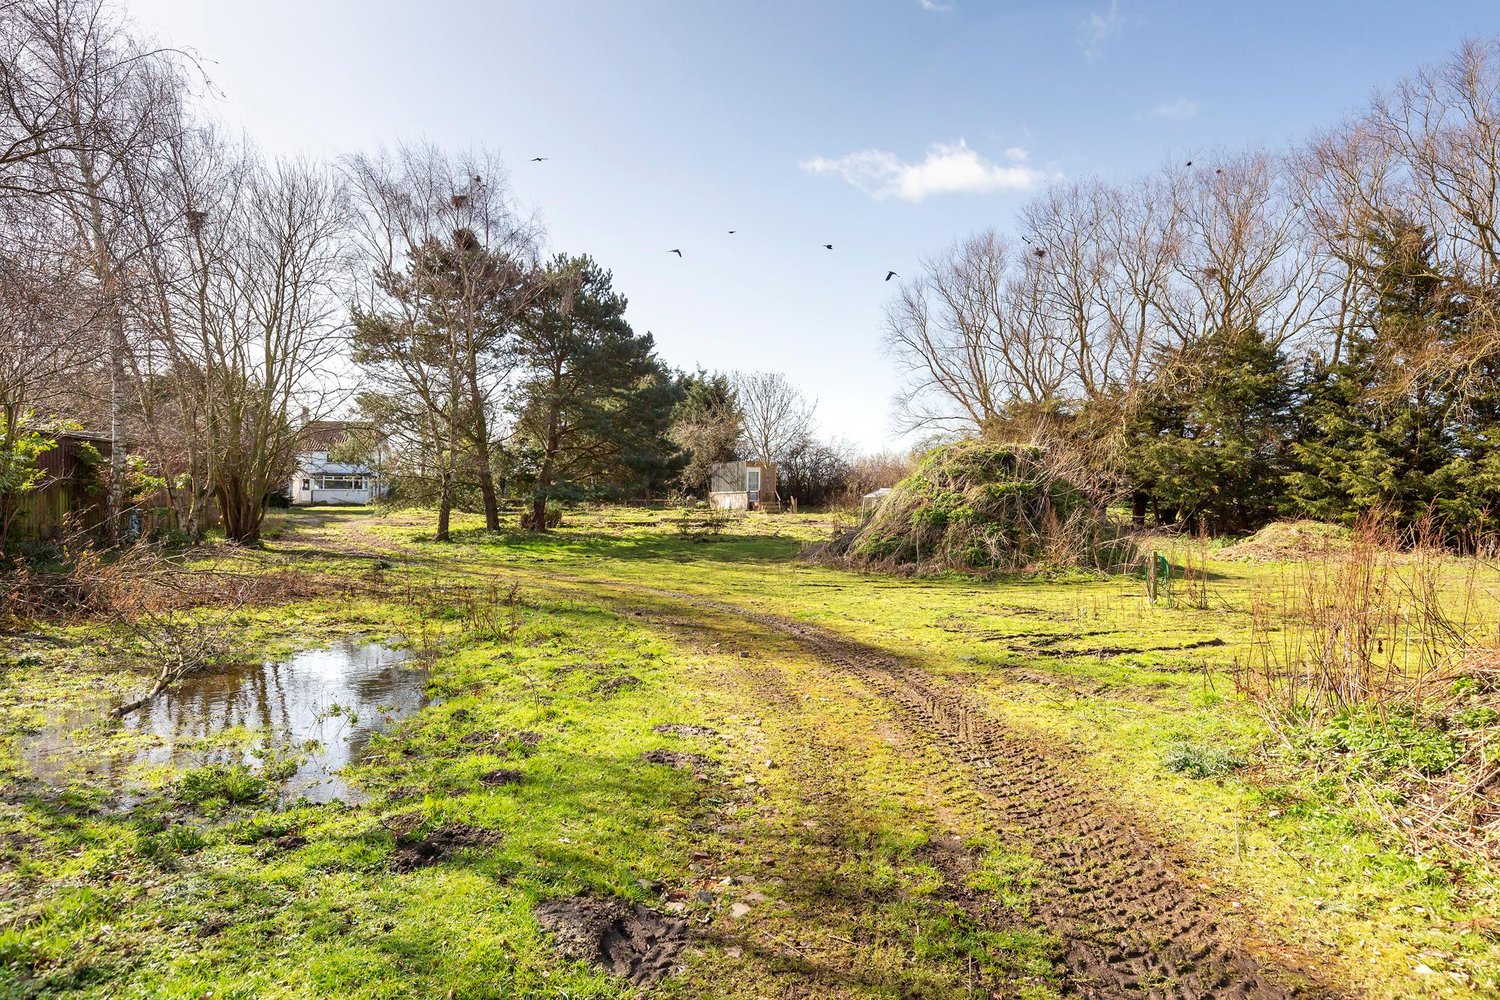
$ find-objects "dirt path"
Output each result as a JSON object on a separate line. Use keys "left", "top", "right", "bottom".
{"left": 587, "top": 581, "right": 1342, "bottom": 999}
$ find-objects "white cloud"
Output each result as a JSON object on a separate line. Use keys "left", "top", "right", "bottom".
{"left": 1152, "top": 98, "right": 1199, "bottom": 121}
{"left": 1079, "top": 0, "right": 1123, "bottom": 60}
{"left": 800, "top": 141, "right": 1055, "bottom": 202}
{"left": 914, "top": 0, "right": 953, "bottom": 10}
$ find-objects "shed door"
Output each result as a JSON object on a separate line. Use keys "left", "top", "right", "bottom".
{"left": 746, "top": 467, "right": 761, "bottom": 503}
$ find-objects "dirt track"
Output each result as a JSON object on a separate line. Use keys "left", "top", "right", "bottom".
{"left": 600, "top": 583, "right": 1341, "bottom": 999}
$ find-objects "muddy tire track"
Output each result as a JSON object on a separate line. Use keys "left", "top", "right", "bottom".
{"left": 598, "top": 583, "right": 1340, "bottom": 1000}
{"left": 721, "top": 656, "right": 1066, "bottom": 996}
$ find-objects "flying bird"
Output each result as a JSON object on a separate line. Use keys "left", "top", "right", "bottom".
{"left": 1021, "top": 235, "right": 1032, "bottom": 245}
{"left": 531, "top": 157, "right": 548, "bottom": 162}
{"left": 885, "top": 271, "right": 899, "bottom": 282}
{"left": 668, "top": 249, "right": 682, "bottom": 257}
{"left": 1186, "top": 160, "right": 1193, "bottom": 166}
{"left": 728, "top": 230, "right": 736, "bottom": 234}
{"left": 823, "top": 244, "right": 833, "bottom": 250}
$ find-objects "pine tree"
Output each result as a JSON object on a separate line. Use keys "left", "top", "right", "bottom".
{"left": 1126, "top": 329, "right": 1298, "bottom": 534}
{"left": 511, "top": 255, "right": 676, "bottom": 530}
{"left": 1289, "top": 219, "right": 1500, "bottom": 534}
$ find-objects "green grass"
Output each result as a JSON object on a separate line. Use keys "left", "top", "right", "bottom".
{"left": 0, "top": 511, "right": 1064, "bottom": 997}
{"left": 2, "top": 503, "right": 1498, "bottom": 998}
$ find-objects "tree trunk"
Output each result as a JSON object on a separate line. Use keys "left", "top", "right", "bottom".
{"left": 530, "top": 448, "right": 553, "bottom": 534}
{"left": 80, "top": 170, "right": 127, "bottom": 546}
{"left": 530, "top": 394, "right": 562, "bottom": 534}
{"left": 466, "top": 370, "right": 501, "bottom": 531}
{"left": 436, "top": 469, "right": 453, "bottom": 541}
{"left": 477, "top": 465, "right": 500, "bottom": 531}
{"left": 218, "top": 481, "right": 265, "bottom": 544}
{"left": 530, "top": 490, "right": 548, "bottom": 534}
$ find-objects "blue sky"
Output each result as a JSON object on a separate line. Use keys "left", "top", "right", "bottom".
{"left": 127, "top": 0, "right": 1500, "bottom": 452}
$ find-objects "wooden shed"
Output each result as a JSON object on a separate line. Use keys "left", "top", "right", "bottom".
{"left": 708, "top": 460, "right": 778, "bottom": 512}
{"left": 8, "top": 431, "right": 112, "bottom": 543}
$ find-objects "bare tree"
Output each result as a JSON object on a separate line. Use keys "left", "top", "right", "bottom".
{"left": 1094, "top": 171, "right": 1183, "bottom": 397}
{"left": 0, "top": 0, "right": 194, "bottom": 195}
{"left": 1294, "top": 124, "right": 1395, "bottom": 366}
{"left": 1301, "top": 38, "right": 1500, "bottom": 386}
{"left": 884, "top": 230, "right": 1070, "bottom": 437}
{"left": 114, "top": 119, "right": 241, "bottom": 539}
{"left": 1022, "top": 180, "right": 1113, "bottom": 399}
{"left": 5, "top": 0, "right": 193, "bottom": 540}
{"left": 734, "top": 370, "right": 816, "bottom": 501}
{"left": 209, "top": 158, "right": 347, "bottom": 542}
{"left": 0, "top": 194, "right": 96, "bottom": 434}
{"left": 0, "top": 193, "right": 98, "bottom": 549}
{"left": 1159, "top": 152, "right": 1328, "bottom": 354}
{"left": 344, "top": 144, "right": 543, "bottom": 537}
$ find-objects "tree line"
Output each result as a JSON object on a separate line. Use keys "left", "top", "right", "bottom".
{"left": 0, "top": 0, "right": 874, "bottom": 552}
{"left": 887, "top": 39, "right": 1500, "bottom": 537}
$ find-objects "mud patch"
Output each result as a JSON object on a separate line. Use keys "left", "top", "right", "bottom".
{"left": 272, "top": 832, "right": 308, "bottom": 852}
{"left": 596, "top": 674, "right": 642, "bottom": 696}
{"left": 640, "top": 749, "right": 713, "bottom": 771}
{"left": 651, "top": 723, "right": 720, "bottom": 738}
{"left": 379, "top": 809, "right": 426, "bottom": 840}
{"left": 478, "top": 768, "right": 523, "bottom": 787}
{"left": 1016, "top": 636, "right": 1226, "bottom": 659}
{"left": 533, "top": 895, "right": 688, "bottom": 986}
{"left": 388, "top": 822, "right": 501, "bottom": 872}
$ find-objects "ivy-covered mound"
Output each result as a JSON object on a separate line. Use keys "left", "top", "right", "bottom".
{"left": 819, "top": 441, "right": 1126, "bottom": 573}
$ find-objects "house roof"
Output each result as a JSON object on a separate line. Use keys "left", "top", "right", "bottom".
{"left": 298, "top": 419, "right": 374, "bottom": 451}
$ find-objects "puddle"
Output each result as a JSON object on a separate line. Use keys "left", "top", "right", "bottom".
{"left": 22, "top": 638, "right": 425, "bottom": 805}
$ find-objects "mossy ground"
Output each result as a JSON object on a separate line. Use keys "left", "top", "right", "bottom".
{"left": 1, "top": 505, "right": 1497, "bottom": 998}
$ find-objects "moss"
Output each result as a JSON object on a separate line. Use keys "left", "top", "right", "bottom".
{"left": 4, "top": 504, "right": 1499, "bottom": 998}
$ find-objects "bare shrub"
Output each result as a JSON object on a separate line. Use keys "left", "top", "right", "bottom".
{"left": 1232, "top": 515, "right": 1500, "bottom": 856}
{"left": 398, "top": 578, "right": 528, "bottom": 662}
{"left": 1232, "top": 514, "right": 1492, "bottom": 718}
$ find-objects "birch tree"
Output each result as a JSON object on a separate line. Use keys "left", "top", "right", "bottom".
{"left": 3, "top": 0, "right": 192, "bottom": 539}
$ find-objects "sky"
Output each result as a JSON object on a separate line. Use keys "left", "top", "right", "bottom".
{"left": 124, "top": 0, "right": 1500, "bottom": 452}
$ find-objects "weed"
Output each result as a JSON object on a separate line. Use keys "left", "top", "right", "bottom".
{"left": 1163, "top": 742, "right": 1247, "bottom": 778}
{"left": 178, "top": 763, "right": 267, "bottom": 808}
{"left": 1302, "top": 711, "right": 1463, "bottom": 778}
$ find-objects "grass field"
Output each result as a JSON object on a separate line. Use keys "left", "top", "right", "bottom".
{"left": 2, "top": 505, "right": 1497, "bottom": 998}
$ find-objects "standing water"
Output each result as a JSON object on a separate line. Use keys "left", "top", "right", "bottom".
{"left": 23, "top": 639, "right": 425, "bottom": 804}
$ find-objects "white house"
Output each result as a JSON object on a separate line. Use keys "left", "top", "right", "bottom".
{"left": 289, "top": 421, "right": 382, "bottom": 506}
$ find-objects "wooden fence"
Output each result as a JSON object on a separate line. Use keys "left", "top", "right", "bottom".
{"left": 8, "top": 433, "right": 111, "bottom": 543}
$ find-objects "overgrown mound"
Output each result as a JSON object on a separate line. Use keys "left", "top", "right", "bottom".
{"left": 814, "top": 441, "right": 1123, "bottom": 573}
{"left": 1221, "top": 520, "right": 1352, "bottom": 562}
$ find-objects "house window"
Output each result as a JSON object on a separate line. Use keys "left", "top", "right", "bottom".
{"left": 301, "top": 479, "right": 310, "bottom": 492}
{"left": 745, "top": 467, "right": 760, "bottom": 502}
{"left": 313, "top": 475, "right": 368, "bottom": 491}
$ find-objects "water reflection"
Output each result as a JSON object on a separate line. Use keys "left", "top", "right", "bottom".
{"left": 22, "top": 638, "right": 423, "bottom": 805}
